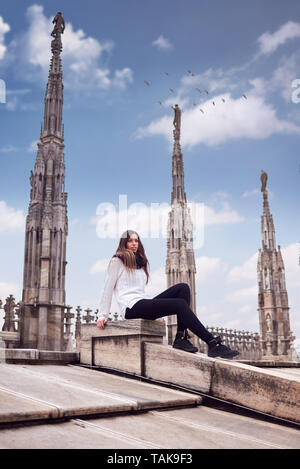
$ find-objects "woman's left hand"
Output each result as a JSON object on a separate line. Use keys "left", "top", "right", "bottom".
{"left": 96, "top": 318, "right": 108, "bottom": 329}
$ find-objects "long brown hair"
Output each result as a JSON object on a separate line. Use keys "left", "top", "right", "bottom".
{"left": 111, "top": 230, "right": 150, "bottom": 284}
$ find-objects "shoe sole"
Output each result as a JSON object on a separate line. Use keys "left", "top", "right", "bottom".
{"left": 173, "top": 345, "right": 198, "bottom": 353}
{"left": 208, "top": 351, "right": 240, "bottom": 359}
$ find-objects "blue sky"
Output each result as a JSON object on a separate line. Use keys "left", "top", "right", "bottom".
{"left": 0, "top": 0, "right": 299, "bottom": 352}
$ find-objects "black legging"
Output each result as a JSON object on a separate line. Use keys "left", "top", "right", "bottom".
{"left": 125, "top": 282, "right": 214, "bottom": 344}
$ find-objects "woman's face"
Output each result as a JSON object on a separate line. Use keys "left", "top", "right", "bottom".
{"left": 126, "top": 234, "right": 139, "bottom": 252}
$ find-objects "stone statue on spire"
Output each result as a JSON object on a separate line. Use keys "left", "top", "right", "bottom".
{"left": 51, "top": 12, "right": 65, "bottom": 56}
{"left": 260, "top": 170, "right": 268, "bottom": 192}
{"left": 172, "top": 104, "right": 181, "bottom": 132}
{"left": 51, "top": 12, "right": 65, "bottom": 38}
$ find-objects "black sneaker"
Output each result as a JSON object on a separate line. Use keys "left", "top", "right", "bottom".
{"left": 208, "top": 336, "right": 239, "bottom": 359}
{"left": 173, "top": 330, "right": 198, "bottom": 353}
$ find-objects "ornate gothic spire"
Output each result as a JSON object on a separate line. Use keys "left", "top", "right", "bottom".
{"left": 42, "top": 12, "right": 65, "bottom": 139}
{"left": 171, "top": 105, "right": 187, "bottom": 205}
{"left": 257, "top": 171, "right": 294, "bottom": 360}
{"left": 166, "top": 105, "right": 197, "bottom": 346}
{"left": 20, "top": 13, "right": 68, "bottom": 351}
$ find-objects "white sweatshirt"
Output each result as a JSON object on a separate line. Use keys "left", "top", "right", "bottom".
{"left": 97, "top": 257, "right": 150, "bottom": 319}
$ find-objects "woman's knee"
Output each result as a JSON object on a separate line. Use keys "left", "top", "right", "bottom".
{"left": 178, "top": 282, "right": 190, "bottom": 293}
{"left": 178, "top": 282, "right": 190, "bottom": 297}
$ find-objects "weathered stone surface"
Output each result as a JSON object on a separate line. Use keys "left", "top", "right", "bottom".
{"left": 0, "top": 348, "right": 78, "bottom": 364}
{"left": 0, "top": 348, "right": 39, "bottom": 361}
{"left": 0, "top": 386, "right": 59, "bottom": 423}
{"left": 1, "top": 401, "right": 300, "bottom": 449}
{"left": 92, "top": 334, "right": 162, "bottom": 374}
{"left": 211, "top": 360, "right": 300, "bottom": 422}
{"left": 144, "top": 343, "right": 213, "bottom": 394}
{"left": 0, "top": 332, "right": 20, "bottom": 343}
{"left": 81, "top": 318, "right": 166, "bottom": 340}
{"left": 143, "top": 343, "right": 300, "bottom": 423}
{"left": 38, "top": 350, "right": 79, "bottom": 363}
{"left": 80, "top": 319, "right": 165, "bottom": 374}
{"left": 0, "top": 363, "right": 201, "bottom": 424}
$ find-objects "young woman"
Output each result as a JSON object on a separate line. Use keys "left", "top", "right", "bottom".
{"left": 97, "top": 230, "right": 239, "bottom": 359}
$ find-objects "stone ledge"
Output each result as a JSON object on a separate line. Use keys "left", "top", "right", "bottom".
{"left": 0, "top": 348, "right": 79, "bottom": 364}
{"left": 237, "top": 359, "right": 300, "bottom": 368}
{"left": 0, "top": 332, "right": 20, "bottom": 342}
{"left": 80, "top": 318, "right": 166, "bottom": 375}
{"left": 80, "top": 318, "right": 166, "bottom": 340}
{"left": 144, "top": 343, "right": 300, "bottom": 424}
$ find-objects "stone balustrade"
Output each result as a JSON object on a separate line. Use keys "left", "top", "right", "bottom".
{"left": 0, "top": 294, "right": 262, "bottom": 360}
{"left": 199, "top": 326, "right": 262, "bottom": 361}
{"left": 0, "top": 295, "right": 21, "bottom": 348}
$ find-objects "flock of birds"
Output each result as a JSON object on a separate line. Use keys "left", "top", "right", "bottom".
{"left": 143, "top": 69, "right": 248, "bottom": 114}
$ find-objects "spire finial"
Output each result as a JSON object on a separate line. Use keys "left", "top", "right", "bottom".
{"left": 260, "top": 169, "right": 268, "bottom": 192}
{"left": 172, "top": 104, "right": 181, "bottom": 142}
{"left": 50, "top": 12, "right": 65, "bottom": 55}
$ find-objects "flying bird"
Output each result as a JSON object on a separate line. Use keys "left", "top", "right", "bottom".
{"left": 242, "top": 94, "right": 247, "bottom": 99}
{"left": 200, "top": 108, "right": 204, "bottom": 114}
{"left": 212, "top": 101, "right": 215, "bottom": 106}
{"left": 188, "top": 70, "right": 195, "bottom": 76}
{"left": 195, "top": 88, "right": 201, "bottom": 93}
{"left": 169, "top": 88, "right": 174, "bottom": 93}
{"left": 158, "top": 101, "right": 163, "bottom": 105}
{"left": 144, "top": 80, "right": 150, "bottom": 86}
{"left": 204, "top": 90, "right": 209, "bottom": 94}
{"left": 221, "top": 98, "right": 225, "bottom": 103}
{"left": 164, "top": 72, "right": 170, "bottom": 76}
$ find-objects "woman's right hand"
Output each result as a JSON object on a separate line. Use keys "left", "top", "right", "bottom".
{"left": 96, "top": 318, "right": 108, "bottom": 330}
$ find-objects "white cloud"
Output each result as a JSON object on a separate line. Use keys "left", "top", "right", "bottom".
{"left": 0, "top": 16, "right": 10, "bottom": 60}
{"left": 70, "top": 218, "right": 80, "bottom": 226}
{"left": 9, "top": 5, "right": 133, "bottom": 93}
{"left": 112, "top": 68, "right": 134, "bottom": 90}
{"left": 225, "top": 285, "right": 258, "bottom": 303}
{"left": 89, "top": 258, "right": 111, "bottom": 275}
{"left": 180, "top": 67, "right": 236, "bottom": 94}
{"left": 0, "top": 144, "right": 17, "bottom": 153}
{"left": 135, "top": 25, "right": 300, "bottom": 148}
{"left": 134, "top": 115, "right": 171, "bottom": 142}
{"left": 0, "top": 282, "right": 19, "bottom": 305}
{"left": 145, "top": 266, "right": 167, "bottom": 297}
{"left": 27, "top": 140, "right": 39, "bottom": 153}
{"left": 134, "top": 90, "right": 300, "bottom": 148}
{"left": 280, "top": 243, "right": 300, "bottom": 288}
{"left": 227, "top": 243, "right": 300, "bottom": 289}
{"left": 221, "top": 243, "right": 300, "bottom": 338}
{"left": 195, "top": 256, "right": 224, "bottom": 283}
{"left": 227, "top": 252, "right": 258, "bottom": 284}
{"left": 242, "top": 188, "right": 260, "bottom": 198}
{"left": 0, "top": 201, "right": 25, "bottom": 233}
{"left": 152, "top": 35, "right": 173, "bottom": 51}
{"left": 257, "top": 21, "right": 300, "bottom": 56}
{"left": 270, "top": 52, "right": 300, "bottom": 102}
{"left": 204, "top": 201, "right": 244, "bottom": 225}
